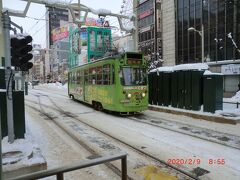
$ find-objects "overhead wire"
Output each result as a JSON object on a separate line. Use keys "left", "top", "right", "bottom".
{"left": 20, "top": 0, "right": 240, "bottom": 57}
{"left": 27, "top": 10, "right": 48, "bottom": 33}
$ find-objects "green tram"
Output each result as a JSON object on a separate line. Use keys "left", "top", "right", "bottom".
{"left": 68, "top": 26, "right": 148, "bottom": 113}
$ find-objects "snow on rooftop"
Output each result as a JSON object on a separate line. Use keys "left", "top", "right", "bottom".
{"left": 150, "top": 66, "right": 173, "bottom": 73}
{"left": 173, "top": 63, "right": 209, "bottom": 71}
{"left": 150, "top": 63, "right": 209, "bottom": 73}
{"left": 203, "top": 70, "right": 223, "bottom": 76}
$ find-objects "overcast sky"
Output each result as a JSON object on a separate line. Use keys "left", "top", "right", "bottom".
{"left": 2, "top": 0, "right": 124, "bottom": 48}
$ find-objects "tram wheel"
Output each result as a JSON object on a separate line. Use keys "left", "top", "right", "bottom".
{"left": 70, "top": 95, "right": 75, "bottom": 100}
{"left": 97, "top": 103, "right": 103, "bottom": 111}
{"left": 93, "top": 102, "right": 98, "bottom": 110}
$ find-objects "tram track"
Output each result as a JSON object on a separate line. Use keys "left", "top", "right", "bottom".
{"left": 25, "top": 92, "right": 198, "bottom": 180}
{"left": 126, "top": 114, "right": 240, "bottom": 151}
{"left": 26, "top": 100, "right": 132, "bottom": 180}
{"left": 27, "top": 89, "right": 240, "bottom": 151}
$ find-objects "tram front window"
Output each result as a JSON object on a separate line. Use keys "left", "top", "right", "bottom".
{"left": 121, "top": 67, "right": 147, "bottom": 86}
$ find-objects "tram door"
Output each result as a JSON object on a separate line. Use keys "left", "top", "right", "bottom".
{"left": 83, "top": 68, "right": 88, "bottom": 102}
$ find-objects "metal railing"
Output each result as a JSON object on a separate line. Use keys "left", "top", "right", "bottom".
{"left": 223, "top": 101, "right": 240, "bottom": 108}
{"left": 9, "top": 152, "right": 128, "bottom": 180}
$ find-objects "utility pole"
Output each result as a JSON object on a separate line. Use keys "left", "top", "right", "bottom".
{"left": 0, "top": 0, "right": 4, "bottom": 66}
{"left": 0, "top": 2, "right": 3, "bottom": 180}
{"left": 133, "top": 0, "right": 138, "bottom": 51}
{"left": 154, "top": 0, "right": 158, "bottom": 61}
{"left": 201, "top": 23, "right": 204, "bottom": 63}
{"left": 2, "top": 12, "right": 15, "bottom": 143}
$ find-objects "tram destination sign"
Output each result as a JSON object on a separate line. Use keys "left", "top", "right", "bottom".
{"left": 127, "top": 59, "right": 142, "bottom": 65}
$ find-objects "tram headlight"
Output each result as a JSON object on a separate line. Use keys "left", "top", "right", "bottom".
{"left": 127, "top": 93, "right": 132, "bottom": 99}
{"left": 142, "top": 93, "right": 146, "bottom": 98}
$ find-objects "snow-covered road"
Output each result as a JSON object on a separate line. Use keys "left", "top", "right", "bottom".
{"left": 24, "top": 84, "right": 240, "bottom": 180}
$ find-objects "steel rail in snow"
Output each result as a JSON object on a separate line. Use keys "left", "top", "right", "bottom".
{"left": 9, "top": 152, "right": 128, "bottom": 180}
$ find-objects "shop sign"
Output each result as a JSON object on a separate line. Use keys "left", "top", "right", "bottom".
{"left": 51, "top": 26, "right": 69, "bottom": 42}
{"left": 139, "top": 9, "right": 152, "bottom": 19}
{"left": 221, "top": 64, "right": 240, "bottom": 75}
{"left": 139, "top": 26, "right": 151, "bottom": 33}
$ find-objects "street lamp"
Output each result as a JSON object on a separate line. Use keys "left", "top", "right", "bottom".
{"left": 188, "top": 24, "right": 204, "bottom": 63}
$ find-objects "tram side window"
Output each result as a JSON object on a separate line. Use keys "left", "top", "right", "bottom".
{"left": 89, "top": 67, "right": 96, "bottom": 85}
{"left": 97, "top": 66, "right": 103, "bottom": 85}
{"left": 84, "top": 69, "right": 89, "bottom": 85}
{"left": 103, "top": 64, "right": 110, "bottom": 85}
{"left": 80, "top": 70, "right": 84, "bottom": 85}
{"left": 111, "top": 64, "right": 115, "bottom": 84}
{"left": 72, "top": 72, "right": 76, "bottom": 84}
{"left": 77, "top": 71, "right": 81, "bottom": 84}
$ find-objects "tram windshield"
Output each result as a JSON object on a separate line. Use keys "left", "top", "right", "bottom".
{"left": 121, "top": 67, "right": 147, "bottom": 86}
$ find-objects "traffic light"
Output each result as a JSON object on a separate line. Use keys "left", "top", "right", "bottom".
{"left": 10, "top": 34, "right": 33, "bottom": 71}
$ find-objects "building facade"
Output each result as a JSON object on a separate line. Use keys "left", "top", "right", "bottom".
{"left": 46, "top": 7, "right": 69, "bottom": 47}
{"left": 137, "top": 0, "right": 162, "bottom": 63}
{"left": 162, "top": 0, "right": 176, "bottom": 66}
{"left": 173, "top": 0, "right": 240, "bottom": 94}
{"left": 30, "top": 49, "right": 45, "bottom": 83}
{"left": 45, "top": 7, "right": 69, "bottom": 82}
{"left": 175, "top": 0, "right": 240, "bottom": 64}
{"left": 52, "top": 39, "right": 69, "bottom": 82}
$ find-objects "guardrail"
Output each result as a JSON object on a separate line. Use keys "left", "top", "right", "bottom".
{"left": 9, "top": 152, "right": 128, "bottom": 180}
{"left": 223, "top": 101, "right": 239, "bottom": 108}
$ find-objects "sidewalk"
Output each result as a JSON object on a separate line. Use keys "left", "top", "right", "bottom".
{"left": 2, "top": 137, "right": 47, "bottom": 179}
{"left": 148, "top": 104, "right": 240, "bottom": 125}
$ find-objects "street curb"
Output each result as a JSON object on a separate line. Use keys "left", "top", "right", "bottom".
{"left": 148, "top": 105, "right": 238, "bottom": 125}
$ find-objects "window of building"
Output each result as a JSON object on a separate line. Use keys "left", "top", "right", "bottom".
{"left": 97, "top": 31, "right": 103, "bottom": 51}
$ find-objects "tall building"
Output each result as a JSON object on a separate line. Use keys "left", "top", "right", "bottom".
{"left": 137, "top": 0, "right": 162, "bottom": 62}
{"left": 173, "top": 0, "right": 240, "bottom": 94}
{"left": 162, "top": 0, "right": 175, "bottom": 66}
{"left": 175, "top": 0, "right": 240, "bottom": 64}
{"left": 30, "top": 48, "right": 45, "bottom": 83}
{"left": 52, "top": 39, "right": 69, "bottom": 82}
{"left": 46, "top": 7, "right": 69, "bottom": 47}
{"left": 45, "top": 7, "right": 69, "bottom": 82}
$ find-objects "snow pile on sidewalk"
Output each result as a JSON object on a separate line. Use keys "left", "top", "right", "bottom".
{"left": 43, "top": 82, "right": 68, "bottom": 90}
{"left": 231, "top": 91, "right": 240, "bottom": 102}
{"left": 2, "top": 137, "right": 46, "bottom": 173}
{"left": 217, "top": 91, "right": 240, "bottom": 118}
{"left": 216, "top": 109, "right": 240, "bottom": 118}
